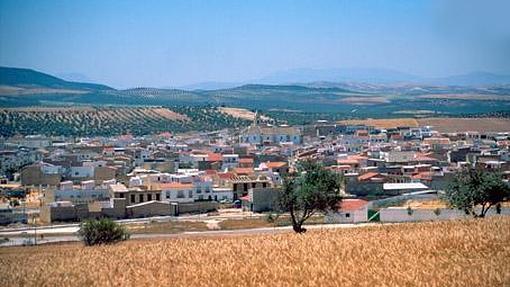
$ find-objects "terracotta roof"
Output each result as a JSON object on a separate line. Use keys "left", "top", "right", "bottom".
{"left": 412, "top": 172, "right": 433, "bottom": 180}
{"left": 349, "top": 155, "right": 368, "bottom": 160}
{"left": 233, "top": 168, "right": 254, "bottom": 175}
{"left": 205, "top": 169, "right": 218, "bottom": 175}
{"left": 414, "top": 153, "right": 438, "bottom": 162}
{"left": 239, "top": 158, "right": 254, "bottom": 164}
{"left": 159, "top": 182, "right": 193, "bottom": 189}
{"left": 337, "top": 159, "right": 359, "bottom": 165}
{"left": 265, "top": 161, "right": 287, "bottom": 168}
{"left": 207, "top": 153, "right": 222, "bottom": 162}
{"left": 339, "top": 199, "right": 368, "bottom": 211}
{"left": 358, "top": 172, "right": 381, "bottom": 181}
{"left": 218, "top": 172, "right": 234, "bottom": 180}
{"left": 423, "top": 137, "right": 450, "bottom": 145}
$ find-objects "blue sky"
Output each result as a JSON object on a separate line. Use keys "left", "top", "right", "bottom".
{"left": 0, "top": 0, "right": 509, "bottom": 88}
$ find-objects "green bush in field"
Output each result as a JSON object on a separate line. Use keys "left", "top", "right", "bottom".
{"left": 78, "top": 218, "right": 130, "bottom": 246}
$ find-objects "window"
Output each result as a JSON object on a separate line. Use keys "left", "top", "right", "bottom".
{"left": 156, "top": 194, "right": 160, "bottom": 201}
{"left": 177, "top": 190, "right": 184, "bottom": 198}
{"left": 188, "top": 190, "right": 193, "bottom": 198}
{"left": 243, "top": 183, "right": 248, "bottom": 191}
{"left": 119, "top": 193, "right": 124, "bottom": 198}
{"left": 196, "top": 188, "right": 202, "bottom": 194}
{"left": 251, "top": 183, "right": 256, "bottom": 188}
{"left": 345, "top": 213, "right": 350, "bottom": 218}
{"left": 131, "top": 194, "right": 135, "bottom": 203}
{"left": 262, "top": 182, "right": 267, "bottom": 188}
{"left": 139, "top": 194, "right": 144, "bottom": 202}
{"left": 166, "top": 191, "right": 171, "bottom": 199}
{"left": 147, "top": 194, "right": 152, "bottom": 201}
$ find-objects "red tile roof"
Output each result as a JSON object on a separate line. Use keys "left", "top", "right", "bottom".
{"left": 207, "top": 153, "right": 222, "bottom": 162}
{"left": 337, "top": 159, "right": 359, "bottom": 165}
{"left": 414, "top": 153, "right": 438, "bottom": 162}
{"left": 233, "top": 168, "right": 254, "bottom": 175}
{"left": 412, "top": 172, "right": 433, "bottom": 181}
{"left": 339, "top": 199, "right": 368, "bottom": 211}
{"left": 218, "top": 172, "right": 234, "bottom": 180}
{"left": 266, "top": 161, "right": 287, "bottom": 168}
{"left": 159, "top": 182, "right": 193, "bottom": 189}
{"left": 239, "top": 158, "right": 254, "bottom": 164}
{"left": 358, "top": 172, "right": 381, "bottom": 181}
{"left": 205, "top": 169, "right": 218, "bottom": 175}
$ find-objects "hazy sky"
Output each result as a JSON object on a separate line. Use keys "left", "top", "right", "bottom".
{"left": 1, "top": 0, "right": 509, "bottom": 88}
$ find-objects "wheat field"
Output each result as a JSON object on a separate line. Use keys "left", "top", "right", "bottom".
{"left": 1, "top": 217, "right": 509, "bottom": 286}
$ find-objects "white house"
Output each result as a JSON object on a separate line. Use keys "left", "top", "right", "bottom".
{"left": 222, "top": 154, "right": 239, "bottom": 169}
{"left": 239, "top": 125, "right": 302, "bottom": 145}
{"left": 325, "top": 199, "right": 369, "bottom": 223}
{"left": 212, "top": 187, "right": 234, "bottom": 202}
{"left": 69, "top": 166, "right": 94, "bottom": 179}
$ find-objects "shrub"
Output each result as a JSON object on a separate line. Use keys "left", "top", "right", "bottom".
{"left": 78, "top": 218, "right": 130, "bottom": 246}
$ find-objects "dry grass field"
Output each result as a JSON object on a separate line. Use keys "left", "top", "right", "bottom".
{"left": 337, "top": 118, "right": 419, "bottom": 129}
{"left": 417, "top": 93, "right": 510, "bottom": 101}
{"left": 417, "top": 117, "right": 510, "bottom": 133}
{"left": 1, "top": 217, "right": 509, "bottom": 286}
{"left": 219, "top": 107, "right": 271, "bottom": 121}
{"left": 338, "top": 117, "right": 510, "bottom": 133}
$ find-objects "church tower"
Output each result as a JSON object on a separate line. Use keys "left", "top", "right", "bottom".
{"left": 253, "top": 110, "right": 260, "bottom": 126}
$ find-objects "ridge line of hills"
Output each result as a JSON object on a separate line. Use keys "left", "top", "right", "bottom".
{"left": 1, "top": 66, "right": 509, "bottom": 117}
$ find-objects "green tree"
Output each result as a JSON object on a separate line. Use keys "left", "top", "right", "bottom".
{"left": 278, "top": 161, "right": 342, "bottom": 233}
{"left": 444, "top": 168, "right": 510, "bottom": 218}
{"left": 78, "top": 218, "right": 130, "bottom": 246}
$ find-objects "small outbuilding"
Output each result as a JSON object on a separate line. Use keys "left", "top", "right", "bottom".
{"left": 325, "top": 199, "right": 369, "bottom": 224}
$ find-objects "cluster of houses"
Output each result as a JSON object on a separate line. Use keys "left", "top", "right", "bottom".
{"left": 1, "top": 116, "right": 509, "bottom": 224}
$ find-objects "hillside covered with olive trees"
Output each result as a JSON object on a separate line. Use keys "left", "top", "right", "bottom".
{"left": 0, "top": 106, "right": 250, "bottom": 137}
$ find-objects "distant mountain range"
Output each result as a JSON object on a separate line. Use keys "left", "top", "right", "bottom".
{"left": 178, "top": 68, "right": 510, "bottom": 90}
{"left": 1, "top": 66, "right": 509, "bottom": 116}
{"left": 257, "top": 68, "right": 420, "bottom": 85}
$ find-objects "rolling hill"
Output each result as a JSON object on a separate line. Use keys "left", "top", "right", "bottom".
{"left": 0, "top": 66, "right": 113, "bottom": 91}
{"left": 1, "top": 66, "right": 509, "bottom": 117}
{"left": 0, "top": 106, "right": 249, "bottom": 137}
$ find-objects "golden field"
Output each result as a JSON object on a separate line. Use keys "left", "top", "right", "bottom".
{"left": 337, "top": 117, "right": 510, "bottom": 133}
{"left": 1, "top": 217, "right": 509, "bottom": 286}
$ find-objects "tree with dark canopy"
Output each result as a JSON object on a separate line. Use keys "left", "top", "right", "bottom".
{"left": 444, "top": 167, "right": 510, "bottom": 218}
{"left": 278, "top": 161, "right": 342, "bottom": 233}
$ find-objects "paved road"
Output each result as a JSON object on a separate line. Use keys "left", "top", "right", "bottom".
{"left": 0, "top": 222, "right": 379, "bottom": 247}
{"left": 0, "top": 211, "right": 264, "bottom": 235}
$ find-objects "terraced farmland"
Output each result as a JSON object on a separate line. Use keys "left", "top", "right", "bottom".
{"left": 0, "top": 106, "right": 250, "bottom": 137}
